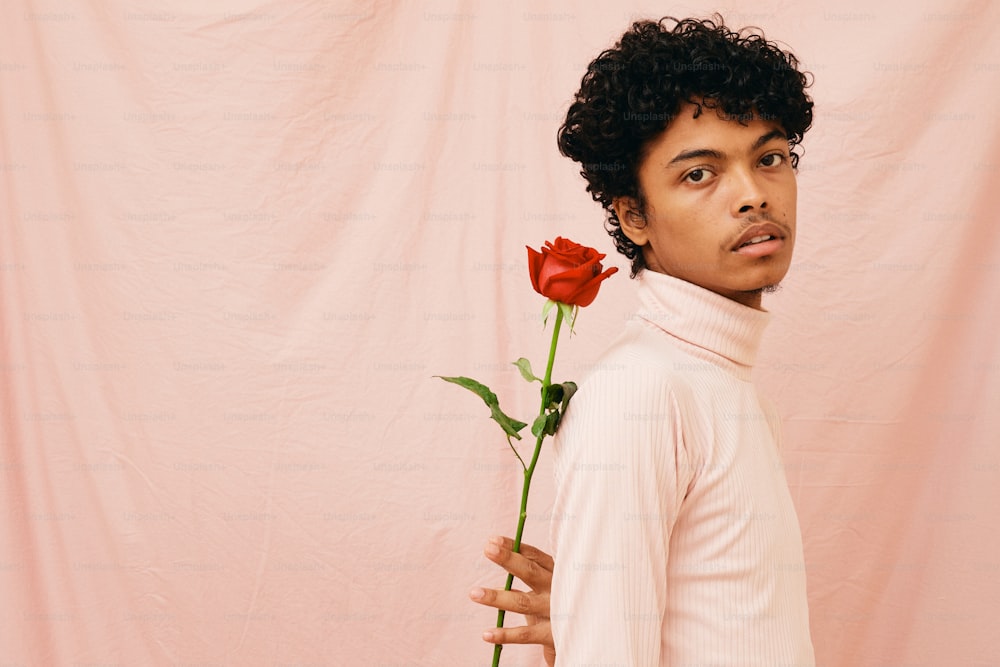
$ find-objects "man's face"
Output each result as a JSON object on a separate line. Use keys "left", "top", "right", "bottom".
{"left": 615, "top": 102, "right": 797, "bottom": 309}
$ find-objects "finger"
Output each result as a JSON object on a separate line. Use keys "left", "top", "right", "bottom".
{"left": 485, "top": 539, "right": 554, "bottom": 591}
{"left": 482, "top": 621, "right": 553, "bottom": 647}
{"left": 491, "top": 535, "right": 554, "bottom": 572}
{"left": 469, "top": 586, "right": 549, "bottom": 617}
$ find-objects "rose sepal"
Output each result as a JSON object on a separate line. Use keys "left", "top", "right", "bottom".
{"left": 541, "top": 299, "right": 557, "bottom": 326}
{"left": 558, "top": 301, "right": 578, "bottom": 333}
{"left": 542, "top": 298, "right": 579, "bottom": 333}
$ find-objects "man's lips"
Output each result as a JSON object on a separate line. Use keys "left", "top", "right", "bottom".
{"left": 730, "top": 222, "right": 788, "bottom": 253}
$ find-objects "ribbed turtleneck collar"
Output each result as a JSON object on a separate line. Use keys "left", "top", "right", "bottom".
{"left": 634, "top": 271, "right": 771, "bottom": 375}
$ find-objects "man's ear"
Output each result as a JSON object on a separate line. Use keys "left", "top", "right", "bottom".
{"left": 612, "top": 197, "right": 648, "bottom": 246}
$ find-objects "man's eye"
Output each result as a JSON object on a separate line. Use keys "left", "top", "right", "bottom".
{"left": 760, "top": 153, "right": 785, "bottom": 167}
{"left": 685, "top": 169, "right": 706, "bottom": 183}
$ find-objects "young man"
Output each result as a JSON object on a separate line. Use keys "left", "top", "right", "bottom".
{"left": 471, "top": 16, "right": 815, "bottom": 665}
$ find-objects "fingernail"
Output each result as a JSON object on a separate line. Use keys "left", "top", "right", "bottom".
{"left": 482, "top": 631, "right": 494, "bottom": 641}
{"left": 485, "top": 542, "right": 500, "bottom": 556}
{"left": 489, "top": 535, "right": 503, "bottom": 546}
{"left": 469, "top": 587, "right": 485, "bottom": 600}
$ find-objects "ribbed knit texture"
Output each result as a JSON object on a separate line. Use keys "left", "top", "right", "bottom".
{"left": 550, "top": 271, "right": 815, "bottom": 666}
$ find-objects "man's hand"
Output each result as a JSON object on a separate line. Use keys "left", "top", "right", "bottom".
{"left": 470, "top": 535, "right": 556, "bottom": 666}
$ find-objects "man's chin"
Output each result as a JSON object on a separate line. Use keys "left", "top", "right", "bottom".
{"left": 741, "top": 282, "right": 782, "bottom": 296}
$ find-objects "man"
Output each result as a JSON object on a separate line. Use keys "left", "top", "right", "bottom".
{"left": 471, "top": 15, "right": 815, "bottom": 665}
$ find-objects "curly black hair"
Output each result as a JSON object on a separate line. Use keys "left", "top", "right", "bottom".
{"left": 557, "top": 15, "right": 814, "bottom": 276}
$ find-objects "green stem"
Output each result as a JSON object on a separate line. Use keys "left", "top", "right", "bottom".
{"left": 492, "top": 307, "right": 564, "bottom": 667}
{"left": 507, "top": 438, "right": 527, "bottom": 473}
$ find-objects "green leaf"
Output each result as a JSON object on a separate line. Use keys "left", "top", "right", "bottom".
{"left": 435, "top": 376, "right": 528, "bottom": 440}
{"left": 560, "top": 381, "right": 578, "bottom": 413}
{"left": 530, "top": 409, "right": 563, "bottom": 438}
{"left": 545, "top": 383, "right": 564, "bottom": 410}
{"left": 530, "top": 413, "right": 548, "bottom": 438}
{"left": 513, "top": 358, "right": 540, "bottom": 383}
{"left": 542, "top": 410, "right": 561, "bottom": 436}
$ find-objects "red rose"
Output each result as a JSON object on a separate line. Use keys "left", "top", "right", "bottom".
{"left": 526, "top": 237, "right": 618, "bottom": 307}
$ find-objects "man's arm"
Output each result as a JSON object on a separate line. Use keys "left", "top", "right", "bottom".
{"left": 549, "top": 373, "right": 692, "bottom": 665}
{"left": 470, "top": 536, "right": 555, "bottom": 665}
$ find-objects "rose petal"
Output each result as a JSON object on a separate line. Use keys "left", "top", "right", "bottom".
{"left": 527, "top": 238, "right": 618, "bottom": 306}
{"left": 526, "top": 245, "right": 546, "bottom": 295}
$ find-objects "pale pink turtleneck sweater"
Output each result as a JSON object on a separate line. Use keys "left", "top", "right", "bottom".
{"left": 550, "top": 270, "right": 814, "bottom": 666}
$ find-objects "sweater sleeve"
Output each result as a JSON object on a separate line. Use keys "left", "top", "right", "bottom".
{"left": 549, "top": 370, "right": 694, "bottom": 666}
{"left": 758, "top": 393, "right": 784, "bottom": 453}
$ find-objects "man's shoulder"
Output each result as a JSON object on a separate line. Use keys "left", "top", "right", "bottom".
{"left": 554, "top": 327, "right": 697, "bottom": 463}
{"left": 572, "top": 321, "right": 696, "bottom": 399}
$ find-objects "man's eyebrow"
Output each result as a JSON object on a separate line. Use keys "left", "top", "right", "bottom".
{"left": 751, "top": 129, "right": 788, "bottom": 152}
{"left": 666, "top": 129, "right": 789, "bottom": 167}
{"left": 667, "top": 147, "right": 724, "bottom": 166}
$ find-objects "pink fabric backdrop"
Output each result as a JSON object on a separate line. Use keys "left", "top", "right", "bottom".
{"left": 2, "top": 1, "right": 998, "bottom": 664}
